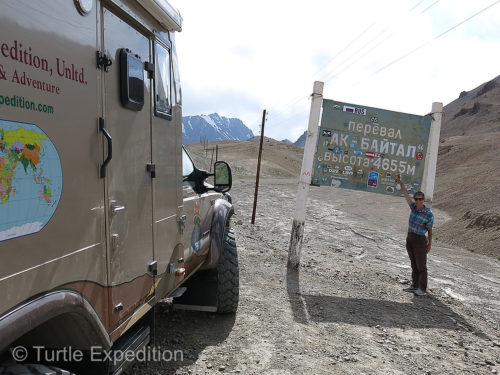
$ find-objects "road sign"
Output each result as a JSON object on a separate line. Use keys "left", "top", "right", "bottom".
{"left": 312, "top": 99, "right": 432, "bottom": 197}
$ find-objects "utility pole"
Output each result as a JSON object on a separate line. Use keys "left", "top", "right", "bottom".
{"left": 288, "top": 81, "right": 324, "bottom": 269}
{"left": 251, "top": 109, "right": 267, "bottom": 225}
{"left": 209, "top": 147, "right": 215, "bottom": 171}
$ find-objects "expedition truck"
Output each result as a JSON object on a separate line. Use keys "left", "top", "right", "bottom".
{"left": 0, "top": 1, "right": 239, "bottom": 373}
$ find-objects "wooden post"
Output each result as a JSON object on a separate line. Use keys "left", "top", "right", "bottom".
{"left": 216, "top": 144, "right": 219, "bottom": 162}
{"left": 421, "top": 102, "right": 442, "bottom": 202}
{"left": 251, "top": 109, "right": 267, "bottom": 225}
{"left": 209, "top": 147, "right": 215, "bottom": 171}
{"left": 288, "top": 81, "right": 324, "bottom": 269}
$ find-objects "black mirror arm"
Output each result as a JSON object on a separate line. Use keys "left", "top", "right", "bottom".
{"left": 184, "top": 167, "right": 213, "bottom": 194}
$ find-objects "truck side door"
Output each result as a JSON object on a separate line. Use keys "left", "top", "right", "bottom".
{"left": 101, "top": 6, "right": 154, "bottom": 328}
{"left": 150, "top": 37, "right": 184, "bottom": 299}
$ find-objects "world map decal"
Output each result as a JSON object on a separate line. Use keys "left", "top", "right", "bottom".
{"left": 0, "top": 119, "right": 63, "bottom": 241}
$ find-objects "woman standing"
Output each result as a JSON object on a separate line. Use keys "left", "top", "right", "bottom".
{"left": 395, "top": 174, "right": 434, "bottom": 296}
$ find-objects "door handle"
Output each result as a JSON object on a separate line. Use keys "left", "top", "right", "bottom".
{"left": 110, "top": 200, "right": 125, "bottom": 216}
{"left": 99, "top": 117, "right": 112, "bottom": 178}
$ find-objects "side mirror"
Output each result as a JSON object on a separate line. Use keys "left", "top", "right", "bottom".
{"left": 214, "top": 161, "right": 232, "bottom": 193}
{"left": 184, "top": 166, "right": 211, "bottom": 193}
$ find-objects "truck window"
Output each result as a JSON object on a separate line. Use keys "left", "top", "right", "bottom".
{"left": 154, "top": 42, "right": 172, "bottom": 119}
{"left": 182, "top": 147, "right": 194, "bottom": 177}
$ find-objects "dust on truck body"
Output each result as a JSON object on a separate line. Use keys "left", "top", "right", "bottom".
{"left": 0, "top": 0, "right": 239, "bottom": 373}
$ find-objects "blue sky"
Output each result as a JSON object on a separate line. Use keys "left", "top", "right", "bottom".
{"left": 175, "top": 0, "right": 500, "bottom": 142}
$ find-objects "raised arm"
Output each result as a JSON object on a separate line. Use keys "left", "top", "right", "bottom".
{"left": 395, "top": 174, "right": 412, "bottom": 207}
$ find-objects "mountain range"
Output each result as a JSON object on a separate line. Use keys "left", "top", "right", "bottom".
{"left": 182, "top": 113, "right": 254, "bottom": 145}
{"left": 182, "top": 112, "right": 310, "bottom": 147}
{"left": 293, "top": 131, "right": 307, "bottom": 148}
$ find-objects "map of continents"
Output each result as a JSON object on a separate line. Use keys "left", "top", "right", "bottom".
{"left": 0, "top": 119, "right": 62, "bottom": 241}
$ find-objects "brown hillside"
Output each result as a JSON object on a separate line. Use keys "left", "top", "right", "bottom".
{"left": 433, "top": 76, "right": 500, "bottom": 258}
{"left": 187, "top": 137, "right": 303, "bottom": 178}
{"left": 441, "top": 75, "right": 500, "bottom": 137}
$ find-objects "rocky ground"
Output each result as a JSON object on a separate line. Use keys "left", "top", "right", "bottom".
{"left": 127, "top": 177, "right": 500, "bottom": 375}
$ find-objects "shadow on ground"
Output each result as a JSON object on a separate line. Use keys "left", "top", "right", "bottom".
{"left": 286, "top": 268, "right": 488, "bottom": 339}
{"left": 124, "top": 304, "right": 236, "bottom": 374}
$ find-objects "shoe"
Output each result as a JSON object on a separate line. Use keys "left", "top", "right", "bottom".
{"left": 403, "top": 285, "right": 417, "bottom": 293}
{"left": 414, "top": 289, "right": 427, "bottom": 296}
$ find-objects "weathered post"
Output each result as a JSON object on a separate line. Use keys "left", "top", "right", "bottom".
{"left": 251, "top": 109, "right": 267, "bottom": 225}
{"left": 288, "top": 81, "right": 324, "bottom": 269}
{"left": 209, "top": 147, "right": 215, "bottom": 171}
{"left": 421, "top": 102, "right": 443, "bottom": 201}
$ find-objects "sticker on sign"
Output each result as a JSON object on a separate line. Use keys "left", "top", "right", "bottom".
{"left": 343, "top": 105, "right": 367, "bottom": 116}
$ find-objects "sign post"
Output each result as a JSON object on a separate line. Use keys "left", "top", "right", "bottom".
{"left": 421, "top": 102, "right": 443, "bottom": 201}
{"left": 288, "top": 81, "right": 324, "bottom": 269}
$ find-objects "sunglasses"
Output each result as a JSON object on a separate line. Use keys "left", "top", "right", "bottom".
{"left": 414, "top": 198, "right": 424, "bottom": 201}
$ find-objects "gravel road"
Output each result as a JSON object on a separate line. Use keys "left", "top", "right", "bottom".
{"left": 127, "top": 177, "right": 500, "bottom": 375}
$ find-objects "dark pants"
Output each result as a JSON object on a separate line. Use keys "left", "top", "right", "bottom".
{"left": 406, "top": 232, "right": 428, "bottom": 291}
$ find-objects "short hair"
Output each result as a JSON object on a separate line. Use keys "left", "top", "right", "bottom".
{"left": 413, "top": 191, "right": 425, "bottom": 199}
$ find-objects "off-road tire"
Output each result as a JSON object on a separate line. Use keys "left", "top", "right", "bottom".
{"left": 0, "top": 364, "right": 74, "bottom": 375}
{"left": 216, "top": 227, "right": 239, "bottom": 313}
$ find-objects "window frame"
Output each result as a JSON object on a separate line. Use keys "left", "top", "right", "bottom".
{"left": 172, "top": 43, "right": 182, "bottom": 105}
{"left": 153, "top": 38, "right": 173, "bottom": 120}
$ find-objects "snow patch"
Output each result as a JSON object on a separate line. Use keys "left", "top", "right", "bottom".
{"left": 201, "top": 114, "right": 217, "bottom": 128}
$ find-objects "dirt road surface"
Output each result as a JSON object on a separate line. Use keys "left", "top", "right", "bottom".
{"left": 128, "top": 178, "right": 500, "bottom": 375}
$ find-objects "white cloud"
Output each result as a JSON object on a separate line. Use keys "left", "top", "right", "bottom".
{"left": 176, "top": 0, "right": 500, "bottom": 141}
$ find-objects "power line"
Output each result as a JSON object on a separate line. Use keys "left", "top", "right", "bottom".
{"left": 265, "top": 22, "right": 378, "bottom": 121}
{"left": 359, "top": 0, "right": 500, "bottom": 82}
{"left": 321, "top": 30, "right": 393, "bottom": 84}
{"left": 266, "top": 0, "right": 499, "bottom": 135}
{"left": 434, "top": 0, "right": 499, "bottom": 39}
{"left": 266, "top": 0, "right": 445, "bottom": 127}
{"left": 411, "top": 0, "right": 427, "bottom": 11}
{"left": 309, "top": 22, "right": 377, "bottom": 81}
{"left": 421, "top": 0, "right": 441, "bottom": 14}
{"left": 315, "top": 0, "right": 444, "bottom": 88}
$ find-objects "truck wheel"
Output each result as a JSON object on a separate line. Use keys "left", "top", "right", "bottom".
{"left": 0, "top": 364, "right": 74, "bottom": 375}
{"left": 216, "top": 227, "right": 239, "bottom": 313}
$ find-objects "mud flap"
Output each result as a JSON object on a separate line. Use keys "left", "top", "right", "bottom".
{"left": 172, "top": 272, "right": 218, "bottom": 312}
{"left": 173, "top": 227, "right": 238, "bottom": 313}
